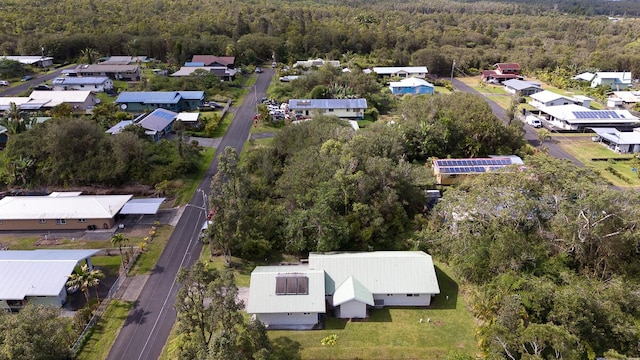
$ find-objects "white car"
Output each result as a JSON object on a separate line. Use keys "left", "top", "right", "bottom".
{"left": 0, "top": 80, "right": 9, "bottom": 86}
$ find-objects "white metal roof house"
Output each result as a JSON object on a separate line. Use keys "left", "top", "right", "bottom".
{"left": 388, "top": 77, "right": 434, "bottom": 95}
{"left": 74, "top": 64, "right": 141, "bottom": 81}
{"left": 247, "top": 266, "right": 326, "bottom": 329}
{"left": 170, "top": 66, "right": 237, "bottom": 81}
{"left": 0, "top": 56, "right": 54, "bottom": 67}
{"left": 51, "top": 76, "right": 113, "bottom": 92}
{"left": 371, "top": 66, "right": 428, "bottom": 79}
{"left": 537, "top": 104, "right": 640, "bottom": 131}
{"left": 294, "top": 59, "right": 341, "bottom": 68}
{"left": 29, "top": 90, "right": 99, "bottom": 112}
{"left": 0, "top": 249, "right": 100, "bottom": 311}
{"left": 288, "top": 98, "right": 367, "bottom": 119}
{"left": 0, "top": 193, "right": 132, "bottom": 231}
{"left": 591, "top": 127, "right": 640, "bottom": 154}
{"left": 247, "top": 251, "right": 440, "bottom": 328}
{"left": 529, "top": 90, "right": 592, "bottom": 109}
{"left": 573, "top": 71, "right": 632, "bottom": 89}
{"left": 502, "top": 79, "right": 542, "bottom": 96}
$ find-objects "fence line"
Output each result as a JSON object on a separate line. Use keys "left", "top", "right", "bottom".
{"left": 70, "top": 248, "right": 141, "bottom": 356}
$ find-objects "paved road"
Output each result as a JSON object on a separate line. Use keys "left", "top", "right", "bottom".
{"left": 107, "top": 68, "right": 275, "bottom": 360}
{"left": 0, "top": 65, "right": 75, "bottom": 96}
{"left": 451, "top": 78, "right": 584, "bottom": 166}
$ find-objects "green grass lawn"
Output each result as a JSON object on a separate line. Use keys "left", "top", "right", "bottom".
{"left": 435, "top": 86, "right": 452, "bottom": 94}
{"left": 199, "top": 245, "right": 253, "bottom": 287}
{"left": 269, "top": 263, "right": 477, "bottom": 359}
{"left": 555, "top": 136, "right": 640, "bottom": 187}
{"left": 128, "top": 225, "right": 173, "bottom": 276}
{"left": 173, "top": 147, "right": 216, "bottom": 205}
{"left": 75, "top": 300, "right": 134, "bottom": 360}
{"left": 91, "top": 255, "right": 122, "bottom": 276}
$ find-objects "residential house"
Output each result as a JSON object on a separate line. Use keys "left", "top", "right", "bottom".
{"left": 74, "top": 64, "right": 141, "bottom": 81}
{"left": 170, "top": 66, "right": 237, "bottom": 81}
{"left": 28, "top": 90, "right": 99, "bottom": 112}
{"left": 115, "top": 91, "right": 205, "bottom": 112}
{"left": 502, "top": 79, "right": 542, "bottom": 96}
{"left": 0, "top": 192, "right": 132, "bottom": 231}
{"left": 529, "top": 90, "right": 591, "bottom": 108}
{"left": 389, "top": 77, "right": 435, "bottom": 95}
{"left": 247, "top": 251, "right": 440, "bottom": 329}
{"left": 176, "top": 112, "right": 201, "bottom": 128}
{"left": 431, "top": 156, "right": 524, "bottom": 185}
{"left": 136, "top": 108, "right": 178, "bottom": 141}
{"left": 190, "top": 55, "right": 235, "bottom": 68}
{"left": 482, "top": 62, "right": 523, "bottom": 83}
{"left": 592, "top": 127, "right": 640, "bottom": 153}
{"left": 0, "top": 56, "right": 54, "bottom": 68}
{"left": 573, "top": 71, "right": 632, "bottom": 89}
{"left": 99, "top": 56, "right": 148, "bottom": 65}
{"left": 0, "top": 249, "right": 101, "bottom": 311}
{"left": 608, "top": 91, "right": 640, "bottom": 106}
{"left": 294, "top": 59, "right": 341, "bottom": 68}
{"left": 51, "top": 76, "right": 113, "bottom": 92}
{"left": 106, "top": 120, "right": 134, "bottom": 135}
{"left": 288, "top": 98, "right": 367, "bottom": 119}
{"left": 536, "top": 104, "right": 640, "bottom": 131}
{"left": 371, "top": 66, "right": 428, "bottom": 79}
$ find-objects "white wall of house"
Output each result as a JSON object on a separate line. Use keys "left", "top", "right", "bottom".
{"left": 256, "top": 312, "right": 319, "bottom": 327}
{"left": 532, "top": 98, "right": 574, "bottom": 108}
{"left": 336, "top": 300, "right": 367, "bottom": 318}
{"left": 373, "top": 293, "right": 432, "bottom": 306}
{"left": 53, "top": 81, "right": 113, "bottom": 92}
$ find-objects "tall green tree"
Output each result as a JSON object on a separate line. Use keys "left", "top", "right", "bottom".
{"left": 66, "top": 263, "right": 105, "bottom": 303}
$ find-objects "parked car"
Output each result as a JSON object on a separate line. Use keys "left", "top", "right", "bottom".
{"left": 33, "top": 84, "right": 52, "bottom": 91}
{"left": 0, "top": 80, "right": 9, "bottom": 86}
{"left": 21, "top": 75, "right": 33, "bottom": 82}
{"left": 255, "top": 67, "right": 263, "bottom": 73}
{"left": 525, "top": 115, "right": 542, "bottom": 128}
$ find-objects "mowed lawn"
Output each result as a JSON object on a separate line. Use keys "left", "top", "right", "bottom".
{"left": 269, "top": 264, "right": 477, "bottom": 359}
{"left": 555, "top": 136, "right": 640, "bottom": 187}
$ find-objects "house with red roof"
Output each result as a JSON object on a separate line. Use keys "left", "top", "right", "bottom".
{"left": 482, "top": 62, "right": 523, "bottom": 84}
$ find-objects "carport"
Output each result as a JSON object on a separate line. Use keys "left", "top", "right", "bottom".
{"left": 119, "top": 198, "right": 166, "bottom": 225}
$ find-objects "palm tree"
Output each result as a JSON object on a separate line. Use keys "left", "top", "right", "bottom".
{"left": 110, "top": 233, "right": 129, "bottom": 265}
{"left": 0, "top": 102, "right": 35, "bottom": 135}
{"left": 537, "top": 128, "right": 552, "bottom": 148}
{"left": 66, "top": 264, "right": 105, "bottom": 303}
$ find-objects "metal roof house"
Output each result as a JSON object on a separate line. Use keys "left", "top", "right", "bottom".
{"left": 74, "top": 64, "right": 141, "bottom": 81}
{"left": 136, "top": 108, "right": 179, "bottom": 141}
{"left": 573, "top": 71, "right": 632, "bottom": 90}
{"left": 592, "top": 127, "right": 640, "bottom": 154}
{"left": 0, "top": 249, "right": 100, "bottom": 311}
{"left": 371, "top": 66, "right": 428, "bottom": 79}
{"left": 51, "top": 76, "right": 113, "bottom": 92}
{"left": 190, "top": 55, "right": 235, "bottom": 68}
{"left": 536, "top": 104, "right": 640, "bottom": 131}
{"left": 288, "top": 98, "right": 367, "bottom": 119}
{"left": 529, "top": 90, "right": 591, "bottom": 109}
{"left": 170, "top": 66, "right": 237, "bottom": 81}
{"left": 389, "top": 77, "right": 434, "bottom": 95}
{"left": 0, "top": 56, "right": 54, "bottom": 67}
{"left": 247, "top": 251, "right": 440, "bottom": 329}
{"left": 502, "top": 79, "right": 542, "bottom": 96}
{"left": 0, "top": 193, "right": 132, "bottom": 231}
{"left": 115, "top": 91, "right": 204, "bottom": 112}
{"left": 432, "top": 156, "right": 524, "bottom": 185}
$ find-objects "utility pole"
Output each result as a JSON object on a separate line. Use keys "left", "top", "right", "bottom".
{"left": 450, "top": 59, "right": 456, "bottom": 83}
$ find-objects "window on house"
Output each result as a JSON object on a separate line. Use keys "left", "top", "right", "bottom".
{"left": 78, "top": 219, "right": 87, "bottom": 223}
{"left": 275, "top": 275, "right": 309, "bottom": 295}
{"left": 328, "top": 109, "right": 334, "bottom": 112}
{"left": 39, "top": 219, "right": 46, "bottom": 224}
{"left": 56, "top": 219, "right": 66, "bottom": 225}
{"left": 0, "top": 220, "right": 3, "bottom": 225}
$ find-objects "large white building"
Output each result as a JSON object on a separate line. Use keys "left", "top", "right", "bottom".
{"left": 247, "top": 251, "right": 440, "bottom": 329}
{"left": 537, "top": 104, "right": 640, "bottom": 131}
{"left": 0, "top": 249, "right": 101, "bottom": 311}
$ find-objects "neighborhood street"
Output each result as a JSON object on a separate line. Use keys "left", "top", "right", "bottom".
{"left": 0, "top": 65, "right": 75, "bottom": 96}
{"left": 106, "top": 68, "right": 275, "bottom": 360}
{"left": 451, "top": 78, "right": 584, "bottom": 167}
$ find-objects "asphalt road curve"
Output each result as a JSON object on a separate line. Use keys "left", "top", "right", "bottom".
{"left": 450, "top": 78, "right": 583, "bottom": 167}
{"left": 106, "top": 68, "right": 275, "bottom": 360}
{"left": 0, "top": 65, "right": 75, "bottom": 96}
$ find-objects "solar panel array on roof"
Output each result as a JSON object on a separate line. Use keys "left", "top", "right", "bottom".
{"left": 572, "top": 111, "right": 623, "bottom": 119}
{"left": 435, "top": 158, "right": 511, "bottom": 167}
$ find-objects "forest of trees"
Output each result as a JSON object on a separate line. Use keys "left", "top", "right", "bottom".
{"left": 3, "top": 0, "right": 640, "bottom": 77}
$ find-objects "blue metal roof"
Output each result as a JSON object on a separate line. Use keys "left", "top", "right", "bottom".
{"left": 184, "top": 62, "right": 205, "bottom": 67}
{"left": 288, "top": 98, "right": 367, "bottom": 109}
{"left": 138, "top": 108, "right": 178, "bottom": 131}
{"left": 177, "top": 91, "right": 205, "bottom": 100}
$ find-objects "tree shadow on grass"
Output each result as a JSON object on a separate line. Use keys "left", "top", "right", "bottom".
{"left": 431, "top": 265, "right": 458, "bottom": 310}
{"left": 270, "top": 336, "right": 302, "bottom": 360}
